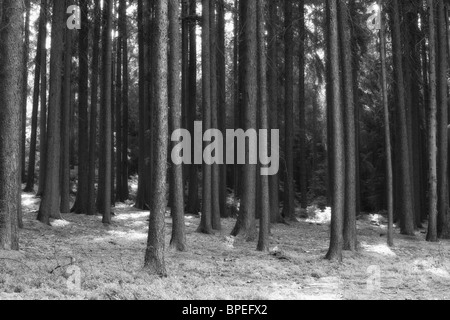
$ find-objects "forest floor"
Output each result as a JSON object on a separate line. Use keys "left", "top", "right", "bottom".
{"left": 0, "top": 190, "right": 450, "bottom": 300}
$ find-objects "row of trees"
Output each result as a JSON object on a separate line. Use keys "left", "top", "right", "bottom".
{"left": 1, "top": 0, "right": 450, "bottom": 274}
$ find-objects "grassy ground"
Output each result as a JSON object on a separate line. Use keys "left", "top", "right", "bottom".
{"left": 0, "top": 191, "right": 449, "bottom": 300}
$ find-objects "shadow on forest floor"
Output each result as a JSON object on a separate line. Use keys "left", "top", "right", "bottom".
{"left": 0, "top": 190, "right": 449, "bottom": 300}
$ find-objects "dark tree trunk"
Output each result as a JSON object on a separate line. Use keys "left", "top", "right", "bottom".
{"left": 115, "top": 3, "right": 123, "bottom": 203}
{"left": 120, "top": 0, "right": 129, "bottom": 201}
{"left": 87, "top": 0, "right": 101, "bottom": 216}
{"left": 25, "top": 0, "right": 46, "bottom": 193}
{"left": 21, "top": 0, "right": 30, "bottom": 184}
{"left": 60, "top": 23, "right": 73, "bottom": 214}
{"left": 197, "top": 0, "right": 214, "bottom": 235}
{"left": 37, "top": 0, "right": 65, "bottom": 225}
{"left": 98, "top": 0, "right": 113, "bottom": 223}
{"left": 257, "top": 0, "right": 270, "bottom": 252}
{"left": 299, "top": 0, "right": 307, "bottom": 211}
{"left": 0, "top": 0, "right": 24, "bottom": 250}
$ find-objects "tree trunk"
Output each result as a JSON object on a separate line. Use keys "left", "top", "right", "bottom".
{"left": 426, "top": 0, "right": 438, "bottom": 242}
{"left": 299, "top": 0, "right": 307, "bottom": 211}
{"left": 325, "top": 0, "right": 345, "bottom": 262}
{"left": 231, "top": 0, "right": 257, "bottom": 240}
{"left": 37, "top": 0, "right": 65, "bottom": 225}
{"left": 257, "top": 0, "right": 270, "bottom": 252}
{"left": 120, "top": 0, "right": 129, "bottom": 201}
{"left": 198, "top": 0, "right": 214, "bottom": 235}
{"left": 283, "top": 0, "right": 295, "bottom": 221}
{"left": 338, "top": 0, "right": 357, "bottom": 252}
{"left": 0, "top": 0, "right": 24, "bottom": 250}
{"left": 60, "top": 23, "right": 73, "bottom": 214}
{"left": 169, "top": 0, "right": 187, "bottom": 252}
{"left": 25, "top": 0, "right": 46, "bottom": 193}
{"left": 98, "top": 0, "right": 113, "bottom": 223}
{"left": 144, "top": 0, "right": 169, "bottom": 277}
{"left": 21, "top": 0, "right": 30, "bottom": 184}
{"left": 115, "top": 3, "right": 123, "bottom": 203}
{"left": 87, "top": 0, "right": 101, "bottom": 216}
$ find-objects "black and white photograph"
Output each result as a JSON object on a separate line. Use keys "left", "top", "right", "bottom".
{"left": 0, "top": 0, "right": 449, "bottom": 303}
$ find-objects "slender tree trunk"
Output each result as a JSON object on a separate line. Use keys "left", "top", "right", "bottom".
{"left": 268, "top": 0, "right": 282, "bottom": 224}
{"left": 99, "top": 0, "right": 113, "bottom": 223}
{"left": 198, "top": 0, "right": 214, "bottom": 235}
{"left": 25, "top": 0, "right": 46, "bottom": 193}
{"left": 144, "top": 0, "right": 169, "bottom": 277}
{"left": 169, "top": 0, "right": 187, "bottom": 252}
{"left": 21, "top": 0, "right": 30, "bottom": 184}
{"left": 37, "top": 0, "right": 48, "bottom": 197}
{"left": 325, "top": 0, "right": 345, "bottom": 262}
{"left": 87, "top": 0, "right": 100, "bottom": 216}
{"left": 338, "top": 0, "right": 357, "bottom": 251}
{"left": 38, "top": 0, "right": 65, "bottom": 225}
{"left": 0, "top": 0, "right": 24, "bottom": 250}
{"left": 115, "top": 4, "right": 123, "bottom": 202}
{"left": 210, "top": 0, "right": 221, "bottom": 231}
{"left": 186, "top": 0, "right": 200, "bottom": 215}
{"left": 283, "top": 0, "right": 295, "bottom": 221}
{"left": 257, "top": 0, "right": 270, "bottom": 252}
{"left": 60, "top": 24, "right": 73, "bottom": 214}
{"left": 299, "top": 0, "right": 307, "bottom": 211}
{"left": 379, "top": 0, "right": 394, "bottom": 247}
{"left": 427, "top": 0, "right": 438, "bottom": 242}
{"left": 121, "top": 0, "right": 129, "bottom": 201}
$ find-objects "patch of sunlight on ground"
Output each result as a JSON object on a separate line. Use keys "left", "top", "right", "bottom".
{"left": 51, "top": 220, "right": 72, "bottom": 228}
{"left": 413, "top": 259, "right": 450, "bottom": 279}
{"left": 114, "top": 212, "right": 149, "bottom": 221}
{"left": 92, "top": 229, "right": 147, "bottom": 242}
{"left": 360, "top": 242, "right": 396, "bottom": 257}
{"left": 305, "top": 206, "right": 331, "bottom": 224}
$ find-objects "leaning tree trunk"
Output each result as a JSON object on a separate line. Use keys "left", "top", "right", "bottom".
{"left": 37, "top": 0, "right": 65, "bottom": 225}
{"left": 0, "top": 0, "right": 24, "bottom": 250}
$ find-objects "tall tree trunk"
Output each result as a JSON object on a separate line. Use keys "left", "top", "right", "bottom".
{"left": 25, "top": 0, "right": 46, "bottom": 193}
{"left": 38, "top": 0, "right": 65, "bottom": 224}
{"left": 299, "top": 0, "right": 308, "bottom": 211}
{"left": 379, "top": 0, "right": 394, "bottom": 247}
{"left": 21, "top": 0, "right": 30, "bottom": 184}
{"left": 325, "top": 0, "right": 345, "bottom": 262}
{"left": 231, "top": 0, "right": 257, "bottom": 240}
{"left": 391, "top": 0, "right": 415, "bottom": 235}
{"left": 169, "top": 0, "right": 187, "bottom": 252}
{"left": 257, "top": 0, "right": 270, "bottom": 252}
{"left": 427, "top": 0, "right": 438, "bottom": 242}
{"left": 268, "top": 0, "right": 282, "bottom": 223}
{"left": 0, "top": 0, "right": 24, "bottom": 250}
{"left": 87, "top": 0, "right": 101, "bottom": 216}
{"left": 198, "top": 0, "right": 214, "bottom": 235}
{"left": 186, "top": 0, "right": 200, "bottom": 215}
{"left": 72, "top": 0, "right": 89, "bottom": 214}
{"left": 338, "top": 0, "right": 357, "bottom": 251}
{"left": 283, "top": 0, "right": 295, "bottom": 221}
{"left": 144, "top": 0, "right": 169, "bottom": 277}
{"left": 115, "top": 4, "right": 123, "bottom": 203}
{"left": 120, "top": 0, "right": 129, "bottom": 201}
{"left": 217, "top": 0, "right": 228, "bottom": 218}
{"left": 37, "top": 0, "right": 48, "bottom": 198}
{"left": 98, "top": 0, "right": 113, "bottom": 223}
{"left": 436, "top": 0, "right": 449, "bottom": 238}
{"left": 210, "top": 0, "right": 221, "bottom": 231}
{"left": 60, "top": 23, "right": 73, "bottom": 214}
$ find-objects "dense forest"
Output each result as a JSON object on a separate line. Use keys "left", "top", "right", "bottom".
{"left": 0, "top": 0, "right": 450, "bottom": 300}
